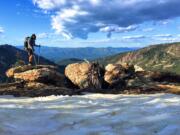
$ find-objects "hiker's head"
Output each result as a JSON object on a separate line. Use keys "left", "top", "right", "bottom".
{"left": 31, "top": 34, "right": 36, "bottom": 40}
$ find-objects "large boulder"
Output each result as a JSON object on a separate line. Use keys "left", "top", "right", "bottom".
{"left": 104, "top": 64, "right": 126, "bottom": 88}
{"left": 65, "top": 62, "right": 103, "bottom": 89}
{"left": 6, "top": 65, "right": 65, "bottom": 86}
{"left": 104, "top": 63, "right": 135, "bottom": 88}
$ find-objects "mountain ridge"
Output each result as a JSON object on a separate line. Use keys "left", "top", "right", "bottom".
{"left": 98, "top": 42, "right": 180, "bottom": 74}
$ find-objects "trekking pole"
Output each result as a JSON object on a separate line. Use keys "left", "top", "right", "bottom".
{"left": 38, "top": 45, "right": 41, "bottom": 65}
{"left": 33, "top": 55, "right": 37, "bottom": 66}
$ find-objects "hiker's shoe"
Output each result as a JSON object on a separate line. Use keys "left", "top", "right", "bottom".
{"left": 28, "top": 63, "right": 32, "bottom": 66}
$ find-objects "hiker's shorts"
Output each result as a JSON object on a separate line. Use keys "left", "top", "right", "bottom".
{"left": 27, "top": 49, "right": 33, "bottom": 56}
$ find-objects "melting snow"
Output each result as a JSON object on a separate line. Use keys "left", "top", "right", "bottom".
{"left": 0, "top": 94, "right": 180, "bottom": 135}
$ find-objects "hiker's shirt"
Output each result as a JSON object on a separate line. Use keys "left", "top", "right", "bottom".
{"left": 28, "top": 38, "right": 35, "bottom": 51}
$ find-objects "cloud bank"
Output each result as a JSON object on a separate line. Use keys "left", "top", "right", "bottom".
{"left": 33, "top": 0, "right": 180, "bottom": 39}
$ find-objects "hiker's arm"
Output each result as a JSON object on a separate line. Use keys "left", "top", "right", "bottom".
{"left": 33, "top": 40, "right": 40, "bottom": 47}
{"left": 34, "top": 44, "right": 41, "bottom": 47}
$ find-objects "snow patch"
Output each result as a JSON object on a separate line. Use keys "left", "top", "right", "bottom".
{"left": 0, "top": 94, "right": 180, "bottom": 135}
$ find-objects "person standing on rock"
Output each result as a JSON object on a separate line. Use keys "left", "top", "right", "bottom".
{"left": 24, "top": 34, "right": 40, "bottom": 65}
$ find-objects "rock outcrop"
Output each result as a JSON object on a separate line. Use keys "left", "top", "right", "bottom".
{"left": 0, "top": 62, "right": 179, "bottom": 97}
{"left": 6, "top": 65, "right": 65, "bottom": 87}
{"left": 6, "top": 65, "right": 57, "bottom": 78}
{"left": 65, "top": 62, "right": 103, "bottom": 89}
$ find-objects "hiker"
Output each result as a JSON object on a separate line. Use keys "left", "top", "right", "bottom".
{"left": 24, "top": 34, "right": 40, "bottom": 65}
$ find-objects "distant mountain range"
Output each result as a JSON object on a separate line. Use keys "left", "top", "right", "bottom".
{"left": 98, "top": 42, "right": 180, "bottom": 74}
{"left": 57, "top": 58, "right": 83, "bottom": 66}
{"left": 16, "top": 46, "right": 138, "bottom": 63}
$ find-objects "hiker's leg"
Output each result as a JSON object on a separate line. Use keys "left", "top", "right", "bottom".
{"left": 29, "top": 54, "right": 33, "bottom": 65}
{"left": 28, "top": 50, "right": 33, "bottom": 65}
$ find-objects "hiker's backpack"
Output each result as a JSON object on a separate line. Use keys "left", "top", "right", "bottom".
{"left": 24, "top": 37, "right": 30, "bottom": 50}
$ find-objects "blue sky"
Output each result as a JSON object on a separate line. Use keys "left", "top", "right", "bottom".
{"left": 0, "top": 0, "right": 180, "bottom": 47}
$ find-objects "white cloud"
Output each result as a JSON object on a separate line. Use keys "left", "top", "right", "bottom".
{"left": 161, "top": 21, "right": 169, "bottom": 25}
{"left": 155, "top": 37, "right": 179, "bottom": 42}
{"left": 37, "top": 33, "right": 48, "bottom": 38}
{"left": 154, "top": 34, "right": 172, "bottom": 38}
{"left": 122, "top": 35, "right": 146, "bottom": 40}
{"left": 159, "top": 20, "right": 172, "bottom": 25}
{"left": 33, "top": 0, "right": 66, "bottom": 10}
{"left": 0, "top": 27, "right": 4, "bottom": 34}
{"left": 152, "top": 34, "right": 180, "bottom": 42}
{"left": 100, "top": 25, "right": 138, "bottom": 38}
{"left": 142, "top": 28, "right": 154, "bottom": 32}
{"left": 90, "top": 0, "right": 101, "bottom": 5}
{"left": 51, "top": 6, "right": 89, "bottom": 39}
{"left": 33, "top": 0, "right": 180, "bottom": 39}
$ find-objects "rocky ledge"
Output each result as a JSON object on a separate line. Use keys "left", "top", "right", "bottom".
{"left": 0, "top": 63, "right": 179, "bottom": 97}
